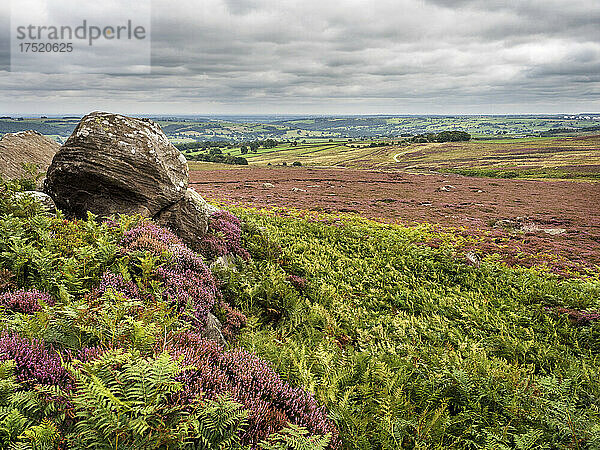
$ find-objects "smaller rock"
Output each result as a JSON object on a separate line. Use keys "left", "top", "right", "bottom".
{"left": 437, "top": 185, "right": 455, "bottom": 192}
{"left": 521, "top": 224, "right": 567, "bottom": 235}
{"left": 14, "top": 191, "right": 56, "bottom": 216}
{"left": 0, "top": 131, "right": 60, "bottom": 187}
{"left": 211, "top": 254, "right": 237, "bottom": 272}
{"left": 465, "top": 251, "right": 480, "bottom": 268}
{"left": 198, "top": 313, "right": 227, "bottom": 347}
{"left": 291, "top": 187, "right": 307, "bottom": 192}
{"left": 262, "top": 182, "right": 275, "bottom": 188}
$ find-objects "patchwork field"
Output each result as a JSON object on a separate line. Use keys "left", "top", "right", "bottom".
{"left": 215, "top": 134, "right": 600, "bottom": 180}
{"left": 2, "top": 114, "right": 600, "bottom": 143}
{"left": 392, "top": 134, "right": 600, "bottom": 180}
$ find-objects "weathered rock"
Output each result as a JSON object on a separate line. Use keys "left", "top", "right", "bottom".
{"left": 154, "top": 188, "right": 219, "bottom": 249}
{"left": 14, "top": 191, "right": 57, "bottom": 216}
{"left": 44, "top": 112, "right": 188, "bottom": 218}
{"left": 520, "top": 223, "right": 567, "bottom": 236}
{"left": 262, "top": 182, "right": 275, "bottom": 188}
{"left": 0, "top": 131, "right": 60, "bottom": 188}
{"left": 211, "top": 254, "right": 237, "bottom": 272}
{"left": 199, "top": 313, "right": 227, "bottom": 347}
{"left": 465, "top": 251, "right": 480, "bottom": 268}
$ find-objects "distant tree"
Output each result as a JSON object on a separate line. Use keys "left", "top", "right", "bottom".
{"left": 435, "top": 131, "right": 471, "bottom": 142}
{"left": 292, "top": 161, "right": 302, "bottom": 167}
{"left": 263, "top": 139, "right": 278, "bottom": 148}
{"left": 240, "top": 145, "right": 248, "bottom": 154}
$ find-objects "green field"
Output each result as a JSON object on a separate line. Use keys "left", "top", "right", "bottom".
{"left": 190, "top": 134, "right": 600, "bottom": 180}
{"left": 2, "top": 115, "right": 599, "bottom": 180}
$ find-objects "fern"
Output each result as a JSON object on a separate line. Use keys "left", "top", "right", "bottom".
{"left": 258, "top": 424, "right": 331, "bottom": 450}
{"left": 0, "top": 360, "right": 62, "bottom": 450}
{"left": 65, "top": 349, "right": 249, "bottom": 449}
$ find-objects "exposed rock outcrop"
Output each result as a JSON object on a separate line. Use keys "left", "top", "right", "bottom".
{"left": 0, "top": 131, "right": 60, "bottom": 187}
{"left": 154, "top": 187, "right": 219, "bottom": 248}
{"left": 43, "top": 111, "right": 225, "bottom": 257}
{"left": 44, "top": 112, "right": 188, "bottom": 218}
{"left": 198, "top": 313, "right": 227, "bottom": 347}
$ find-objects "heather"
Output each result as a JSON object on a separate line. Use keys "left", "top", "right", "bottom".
{"left": 0, "top": 177, "right": 335, "bottom": 449}
{"left": 1, "top": 173, "right": 600, "bottom": 448}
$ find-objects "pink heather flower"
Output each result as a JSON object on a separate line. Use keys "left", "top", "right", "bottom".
{"left": 549, "top": 307, "right": 600, "bottom": 325}
{"left": 96, "top": 272, "right": 143, "bottom": 300}
{"left": 0, "top": 289, "right": 55, "bottom": 314}
{"left": 0, "top": 333, "right": 72, "bottom": 389}
{"left": 286, "top": 275, "right": 307, "bottom": 292}
{"left": 164, "top": 332, "right": 340, "bottom": 448}
{"left": 218, "top": 300, "right": 247, "bottom": 341}
{"left": 198, "top": 211, "right": 250, "bottom": 260}
{"left": 116, "top": 221, "right": 219, "bottom": 328}
{"left": 156, "top": 267, "right": 217, "bottom": 327}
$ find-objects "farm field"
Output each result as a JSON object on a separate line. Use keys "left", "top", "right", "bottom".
{"left": 391, "top": 134, "right": 600, "bottom": 180}
{"left": 208, "top": 134, "right": 600, "bottom": 180}
{"left": 191, "top": 167, "right": 600, "bottom": 276}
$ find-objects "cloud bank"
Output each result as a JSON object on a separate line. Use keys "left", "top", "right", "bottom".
{"left": 0, "top": 0, "right": 599, "bottom": 114}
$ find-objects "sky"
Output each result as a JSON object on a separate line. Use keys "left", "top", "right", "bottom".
{"left": 0, "top": 0, "right": 599, "bottom": 115}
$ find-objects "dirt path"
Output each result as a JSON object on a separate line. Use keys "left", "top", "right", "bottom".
{"left": 392, "top": 148, "right": 415, "bottom": 163}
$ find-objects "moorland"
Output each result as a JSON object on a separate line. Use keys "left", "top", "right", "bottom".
{"left": 0, "top": 113, "right": 599, "bottom": 449}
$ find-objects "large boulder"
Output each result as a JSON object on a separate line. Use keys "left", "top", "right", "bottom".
{"left": 0, "top": 131, "right": 60, "bottom": 187}
{"left": 44, "top": 112, "right": 188, "bottom": 218}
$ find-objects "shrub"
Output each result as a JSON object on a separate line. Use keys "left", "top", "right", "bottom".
{"left": 0, "top": 334, "right": 72, "bottom": 389}
{"left": 198, "top": 211, "right": 250, "bottom": 260}
{"left": 118, "top": 220, "right": 219, "bottom": 328}
{"left": 0, "top": 289, "right": 54, "bottom": 314}
{"left": 165, "top": 332, "right": 340, "bottom": 448}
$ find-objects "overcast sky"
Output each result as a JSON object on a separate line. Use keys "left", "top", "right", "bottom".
{"left": 0, "top": 0, "right": 599, "bottom": 115}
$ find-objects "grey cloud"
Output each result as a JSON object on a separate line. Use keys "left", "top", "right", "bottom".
{"left": 0, "top": 0, "right": 598, "bottom": 114}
